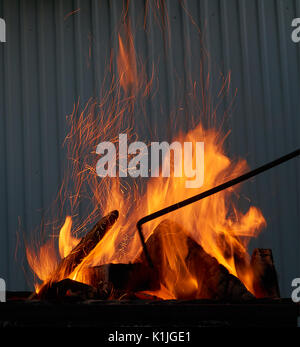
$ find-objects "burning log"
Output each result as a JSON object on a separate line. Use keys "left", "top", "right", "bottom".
{"left": 136, "top": 219, "right": 196, "bottom": 298}
{"left": 38, "top": 263, "right": 159, "bottom": 301}
{"left": 37, "top": 279, "right": 98, "bottom": 301}
{"left": 52, "top": 210, "right": 119, "bottom": 281}
{"left": 251, "top": 248, "right": 280, "bottom": 298}
{"left": 186, "top": 237, "right": 254, "bottom": 300}
{"left": 84, "top": 263, "right": 160, "bottom": 293}
{"left": 34, "top": 216, "right": 275, "bottom": 302}
{"left": 138, "top": 220, "right": 254, "bottom": 300}
{"left": 37, "top": 210, "right": 119, "bottom": 299}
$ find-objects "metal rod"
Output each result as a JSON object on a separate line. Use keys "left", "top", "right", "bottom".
{"left": 137, "top": 149, "right": 300, "bottom": 268}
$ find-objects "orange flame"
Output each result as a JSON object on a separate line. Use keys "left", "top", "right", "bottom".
{"left": 26, "top": 21, "right": 266, "bottom": 299}
{"left": 59, "top": 216, "right": 80, "bottom": 259}
{"left": 27, "top": 120, "right": 266, "bottom": 297}
{"left": 117, "top": 33, "right": 138, "bottom": 94}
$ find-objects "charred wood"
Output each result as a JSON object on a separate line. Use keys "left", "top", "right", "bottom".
{"left": 36, "top": 211, "right": 119, "bottom": 299}
{"left": 51, "top": 210, "right": 118, "bottom": 281}
{"left": 85, "top": 263, "right": 160, "bottom": 293}
{"left": 138, "top": 219, "right": 254, "bottom": 300}
{"left": 36, "top": 279, "right": 98, "bottom": 301}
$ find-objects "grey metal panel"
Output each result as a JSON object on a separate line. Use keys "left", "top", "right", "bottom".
{"left": 0, "top": 0, "right": 299, "bottom": 297}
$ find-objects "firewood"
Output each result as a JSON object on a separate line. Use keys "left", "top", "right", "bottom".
{"left": 36, "top": 279, "right": 98, "bottom": 301}
{"left": 251, "top": 248, "right": 280, "bottom": 298}
{"left": 138, "top": 219, "right": 254, "bottom": 300}
{"left": 36, "top": 210, "right": 119, "bottom": 298}
{"left": 136, "top": 219, "right": 188, "bottom": 298}
{"left": 52, "top": 210, "right": 119, "bottom": 281}
{"left": 84, "top": 263, "right": 160, "bottom": 293}
{"left": 186, "top": 237, "right": 254, "bottom": 300}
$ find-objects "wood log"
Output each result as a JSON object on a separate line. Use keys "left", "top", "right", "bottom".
{"left": 84, "top": 263, "right": 160, "bottom": 293}
{"left": 36, "top": 210, "right": 119, "bottom": 299}
{"left": 136, "top": 219, "right": 188, "bottom": 298}
{"left": 186, "top": 237, "right": 254, "bottom": 300}
{"left": 36, "top": 279, "right": 98, "bottom": 301}
{"left": 35, "top": 216, "right": 258, "bottom": 301}
{"left": 251, "top": 248, "right": 280, "bottom": 298}
{"left": 52, "top": 210, "right": 119, "bottom": 281}
{"left": 138, "top": 219, "right": 254, "bottom": 300}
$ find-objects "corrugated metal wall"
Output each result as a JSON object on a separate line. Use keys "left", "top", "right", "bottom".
{"left": 0, "top": 0, "right": 299, "bottom": 297}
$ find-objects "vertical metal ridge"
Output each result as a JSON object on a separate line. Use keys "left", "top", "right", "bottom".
{"left": 36, "top": 0, "right": 46, "bottom": 218}
{"left": 73, "top": 0, "right": 85, "bottom": 102}
{"left": 91, "top": 0, "right": 102, "bottom": 96}
{"left": 109, "top": 0, "right": 119, "bottom": 100}
{"left": 237, "top": 0, "right": 252, "bottom": 157}
{"left": 144, "top": 0, "right": 160, "bottom": 136}
{"left": 54, "top": 0, "right": 66, "bottom": 189}
{"left": 20, "top": 0, "right": 32, "bottom": 241}
{"left": 21, "top": 0, "right": 44, "bottom": 228}
{"left": 220, "top": 0, "right": 234, "bottom": 151}
{"left": 256, "top": 0, "right": 281, "bottom": 258}
{"left": 198, "top": 0, "right": 216, "bottom": 129}
{"left": 257, "top": 0, "right": 274, "bottom": 156}
{"left": 180, "top": 0, "right": 196, "bottom": 131}
{"left": 73, "top": 0, "right": 85, "bottom": 220}
{"left": 9, "top": 0, "right": 27, "bottom": 289}
{"left": 0, "top": 0, "right": 9, "bottom": 282}
{"left": 202, "top": 0, "right": 211, "bottom": 62}
{"left": 275, "top": 0, "right": 293, "bottom": 149}
{"left": 163, "top": 0, "right": 176, "bottom": 140}
{"left": 238, "top": 1, "right": 267, "bottom": 266}
{"left": 236, "top": 0, "right": 253, "bottom": 216}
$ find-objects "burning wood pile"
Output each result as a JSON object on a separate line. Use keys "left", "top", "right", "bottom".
{"left": 32, "top": 209, "right": 280, "bottom": 302}
{"left": 21, "top": 5, "right": 299, "bottom": 306}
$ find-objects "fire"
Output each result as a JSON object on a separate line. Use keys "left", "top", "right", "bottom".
{"left": 26, "top": 23, "right": 266, "bottom": 299}
{"left": 117, "top": 33, "right": 138, "bottom": 94}
{"left": 58, "top": 216, "right": 79, "bottom": 259}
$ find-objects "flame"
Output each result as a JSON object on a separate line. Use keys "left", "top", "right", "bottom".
{"left": 26, "top": 241, "right": 57, "bottom": 293}
{"left": 27, "top": 121, "right": 266, "bottom": 297}
{"left": 59, "top": 216, "right": 80, "bottom": 259}
{"left": 117, "top": 33, "right": 138, "bottom": 94}
{"left": 26, "top": 21, "right": 266, "bottom": 299}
